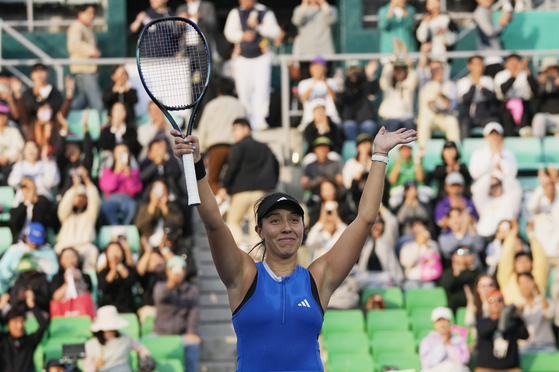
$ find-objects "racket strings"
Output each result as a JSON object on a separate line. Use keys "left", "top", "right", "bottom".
{"left": 138, "top": 19, "right": 209, "bottom": 110}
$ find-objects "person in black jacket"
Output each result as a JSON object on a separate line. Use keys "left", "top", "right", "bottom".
{"left": 476, "top": 290, "right": 529, "bottom": 371}
{"left": 428, "top": 141, "right": 472, "bottom": 201}
{"left": 97, "top": 242, "right": 138, "bottom": 314}
{"left": 21, "top": 63, "right": 63, "bottom": 123}
{"left": 219, "top": 118, "right": 279, "bottom": 247}
{"left": 303, "top": 100, "right": 344, "bottom": 155}
{"left": 340, "top": 60, "right": 379, "bottom": 141}
{"left": 532, "top": 57, "right": 559, "bottom": 139}
{"left": 439, "top": 247, "right": 482, "bottom": 313}
{"left": 98, "top": 102, "right": 141, "bottom": 158}
{"left": 9, "top": 177, "right": 56, "bottom": 243}
{"left": 8, "top": 254, "right": 51, "bottom": 314}
{"left": 0, "top": 290, "right": 49, "bottom": 372}
{"left": 102, "top": 66, "right": 138, "bottom": 126}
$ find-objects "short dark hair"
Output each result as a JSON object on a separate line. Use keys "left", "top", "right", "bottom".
{"left": 217, "top": 78, "right": 235, "bottom": 96}
{"left": 506, "top": 53, "right": 522, "bottom": 62}
{"left": 446, "top": 207, "right": 463, "bottom": 217}
{"left": 76, "top": 5, "right": 95, "bottom": 14}
{"left": 233, "top": 118, "right": 251, "bottom": 128}
{"left": 5, "top": 307, "right": 26, "bottom": 322}
{"left": 0, "top": 70, "right": 13, "bottom": 78}
{"left": 94, "top": 330, "right": 120, "bottom": 345}
{"left": 515, "top": 251, "right": 533, "bottom": 261}
{"left": 517, "top": 272, "right": 534, "bottom": 282}
{"left": 31, "top": 63, "right": 48, "bottom": 73}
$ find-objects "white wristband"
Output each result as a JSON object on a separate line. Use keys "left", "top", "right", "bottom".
{"left": 116, "top": 263, "right": 124, "bottom": 271}
{"left": 371, "top": 155, "right": 389, "bottom": 164}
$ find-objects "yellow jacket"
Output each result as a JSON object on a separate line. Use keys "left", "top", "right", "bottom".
{"left": 497, "top": 233, "right": 548, "bottom": 305}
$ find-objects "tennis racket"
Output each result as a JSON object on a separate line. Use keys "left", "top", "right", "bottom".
{"left": 136, "top": 17, "right": 210, "bottom": 206}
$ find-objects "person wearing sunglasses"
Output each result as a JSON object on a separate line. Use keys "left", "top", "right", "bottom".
{"left": 475, "top": 290, "right": 528, "bottom": 372}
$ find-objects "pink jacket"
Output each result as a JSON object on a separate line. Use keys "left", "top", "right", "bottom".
{"left": 420, "top": 330, "right": 470, "bottom": 370}
{"left": 99, "top": 168, "right": 143, "bottom": 198}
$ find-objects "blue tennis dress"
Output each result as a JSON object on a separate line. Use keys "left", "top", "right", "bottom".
{"left": 232, "top": 261, "right": 325, "bottom": 372}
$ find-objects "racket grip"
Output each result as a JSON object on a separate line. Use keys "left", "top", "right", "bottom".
{"left": 182, "top": 153, "right": 201, "bottom": 206}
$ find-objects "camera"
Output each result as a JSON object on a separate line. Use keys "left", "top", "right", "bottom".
{"left": 44, "top": 344, "right": 85, "bottom": 372}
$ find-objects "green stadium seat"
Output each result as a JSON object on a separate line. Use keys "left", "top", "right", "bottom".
{"left": 543, "top": 137, "right": 559, "bottom": 165}
{"left": 462, "top": 138, "right": 486, "bottom": 166}
{"left": 141, "top": 315, "right": 155, "bottom": 336}
{"left": 341, "top": 141, "right": 358, "bottom": 165}
{"left": 504, "top": 137, "right": 543, "bottom": 171}
{"left": 455, "top": 307, "right": 467, "bottom": 327}
{"left": 0, "top": 186, "right": 15, "bottom": 222}
{"left": 410, "top": 309, "right": 437, "bottom": 339}
{"left": 366, "top": 309, "right": 409, "bottom": 337}
{"left": 97, "top": 225, "right": 140, "bottom": 252}
{"left": 360, "top": 287, "right": 404, "bottom": 309}
{"left": 49, "top": 316, "right": 92, "bottom": 339}
{"left": 470, "top": 127, "right": 484, "bottom": 137}
{"left": 374, "top": 352, "right": 421, "bottom": 372}
{"left": 405, "top": 288, "right": 448, "bottom": 315}
{"left": 327, "top": 353, "right": 375, "bottom": 372}
{"left": 416, "top": 328, "right": 432, "bottom": 345}
{"left": 34, "top": 344, "right": 43, "bottom": 372}
{"left": 142, "top": 335, "right": 184, "bottom": 364}
{"left": 155, "top": 359, "right": 184, "bottom": 372}
{"left": 83, "top": 269, "right": 98, "bottom": 304}
{"left": 322, "top": 310, "right": 365, "bottom": 338}
{"left": 120, "top": 313, "right": 140, "bottom": 340}
{"left": 370, "top": 330, "right": 415, "bottom": 359}
{"left": 66, "top": 109, "right": 101, "bottom": 142}
{"left": 323, "top": 332, "right": 369, "bottom": 356}
{"left": 0, "top": 227, "right": 13, "bottom": 255}
{"left": 136, "top": 111, "right": 150, "bottom": 126}
{"left": 520, "top": 352, "right": 559, "bottom": 372}
{"left": 518, "top": 176, "right": 541, "bottom": 191}
{"left": 43, "top": 337, "right": 89, "bottom": 361}
{"left": 422, "top": 139, "right": 446, "bottom": 173}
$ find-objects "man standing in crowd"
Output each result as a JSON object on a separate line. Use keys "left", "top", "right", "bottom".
{"left": 219, "top": 118, "right": 279, "bottom": 247}
{"left": 224, "top": 0, "right": 280, "bottom": 131}
{"left": 21, "top": 64, "right": 63, "bottom": 123}
{"left": 67, "top": 5, "right": 104, "bottom": 116}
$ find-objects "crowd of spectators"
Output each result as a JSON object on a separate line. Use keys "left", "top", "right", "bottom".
{"left": 2, "top": 0, "right": 559, "bottom": 371}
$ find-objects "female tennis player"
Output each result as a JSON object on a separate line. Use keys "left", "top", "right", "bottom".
{"left": 172, "top": 127, "right": 416, "bottom": 372}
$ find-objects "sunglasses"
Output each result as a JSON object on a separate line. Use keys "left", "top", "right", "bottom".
{"left": 490, "top": 182, "right": 502, "bottom": 189}
{"left": 488, "top": 297, "right": 504, "bottom": 304}
{"left": 456, "top": 248, "right": 471, "bottom": 256}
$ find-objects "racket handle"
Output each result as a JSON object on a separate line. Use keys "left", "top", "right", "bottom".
{"left": 182, "top": 153, "right": 201, "bottom": 206}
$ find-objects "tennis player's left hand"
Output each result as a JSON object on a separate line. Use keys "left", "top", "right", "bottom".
{"left": 373, "top": 127, "right": 417, "bottom": 154}
{"left": 172, "top": 130, "right": 201, "bottom": 163}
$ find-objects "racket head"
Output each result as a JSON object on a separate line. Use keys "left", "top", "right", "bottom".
{"left": 136, "top": 17, "right": 211, "bottom": 113}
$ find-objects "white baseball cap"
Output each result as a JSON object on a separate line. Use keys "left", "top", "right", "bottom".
{"left": 445, "top": 172, "right": 465, "bottom": 186}
{"left": 540, "top": 57, "right": 558, "bottom": 72}
{"left": 431, "top": 307, "right": 452, "bottom": 322}
{"left": 483, "top": 122, "right": 504, "bottom": 136}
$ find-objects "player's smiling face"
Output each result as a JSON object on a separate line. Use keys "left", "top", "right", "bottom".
{"left": 257, "top": 207, "right": 304, "bottom": 259}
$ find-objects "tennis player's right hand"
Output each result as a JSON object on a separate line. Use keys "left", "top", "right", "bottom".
{"left": 172, "top": 130, "right": 201, "bottom": 163}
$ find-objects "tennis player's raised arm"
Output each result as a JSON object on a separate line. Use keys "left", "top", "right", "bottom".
{"left": 309, "top": 128, "right": 417, "bottom": 302}
{"left": 172, "top": 131, "right": 256, "bottom": 301}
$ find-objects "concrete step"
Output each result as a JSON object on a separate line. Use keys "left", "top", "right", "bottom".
{"left": 197, "top": 250, "right": 215, "bottom": 264}
{"left": 200, "top": 335, "right": 238, "bottom": 360}
{"left": 199, "top": 278, "right": 227, "bottom": 293}
{"left": 199, "top": 360, "right": 237, "bottom": 372}
{"left": 199, "top": 323, "right": 236, "bottom": 337}
{"left": 199, "top": 308, "right": 233, "bottom": 323}
{"left": 198, "top": 264, "right": 219, "bottom": 279}
{"left": 200, "top": 293, "right": 230, "bottom": 308}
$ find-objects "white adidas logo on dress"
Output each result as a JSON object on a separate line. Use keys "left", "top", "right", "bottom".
{"left": 277, "top": 197, "right": 287, "bottom": 201}
{"left": 298, "top": 299, "right": 311, "bottom": 308}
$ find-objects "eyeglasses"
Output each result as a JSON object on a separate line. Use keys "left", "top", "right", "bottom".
{"left": 488, "top": 297, "right": 504, "bottom": 304}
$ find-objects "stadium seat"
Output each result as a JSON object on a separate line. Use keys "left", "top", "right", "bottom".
{"left": 410, "top": 308, "right": 437, "bottom": 339}
{"left": 341, "top": 141, "right": 358, "bottom": 164}
{"left": 84, "top": 269, "right": 98, "bottom": 304}
{"left": 120, "top": 313, "right": 140, "bottom": 339}
{"left": 136, "top": 111, "right": 150, "bottom": 126}
{"left": 405, "top": 288, "right": 448, "bottom": 315}
{"left": 470, "top": 127, "right": 484, "bottom": 137}
{"left": 49, "top": 316, "right": 92, "bottom": 339}
{"left": 327, "top": 353, "right": 374, "bottom": 372}
{"left": 0, "top": 186, "right": 15, "bottom": 222}
{"left": 421, "top": 139, "right": 450, "bottom": 173}
{"left": 142, "top": 335, "right": 184, "bottom": 364}
{"left": 543, "top": 137, "right": 559, "bottom": 164}
{"left": 35, "top": 344, "right": 43, "bottom": 372}
{"left": 455, "top": 307, "right": 467, "bottom": 327}
{"left": 360, "top": 287, "right": 404, "bottom": 309}
{"left": 366, "top": 309, "right": 409, "bottom": 336}
{"left": 504, "top": 137, "right": 543, "bottom": 171}
{"left": 97, "top": 225, "right": 140, "bottom": 252}
{"left": 43, "top": 337, "right": 89, "bottom": 362}
{"left": 155, "top": 359, "right": 184, "bottom": 372}
{"left": 66, "top": 109, "right": 101, "bottom": 142}
{"left": 322, "top": 310, "right": 365, "bottom": 338}
{"left": 323, "top": 332, "right": 369, "bottom": 356}
{"left": 520, "top": 352, "right": 559, "bottom": 372}
{"left": 0, "top": 227, "right": 13, "bottom": 255}
{"left": 461, "top": 138, "right": 486, "bottom": 166}
{"left": 370, "top": 330, "right": 415, "bottom": 359}
{"left": 141, "top": 315, "right": 155, "bottom": 336}
{"left": 374, "top": 352, "right": 421, "bottom": 372}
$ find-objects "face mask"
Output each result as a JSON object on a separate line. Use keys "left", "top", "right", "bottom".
{"left": 37, "top": 108, "right": 52, "bottom": 122}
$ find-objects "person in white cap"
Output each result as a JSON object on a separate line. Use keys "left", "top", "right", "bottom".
{"left": 468, "top": 122, "right": 517, "bottom": 181}
{"left": 532, "top": 57, "right": 559, "bottom": 139}
{"left": 84, "top": 305, "right": 150, "bottom": 372}
{"left": 472, "top": 167, "right": 522, "bottom": 239}
{"left": 419, "top": 306, "right": 470, "bottom": 372}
